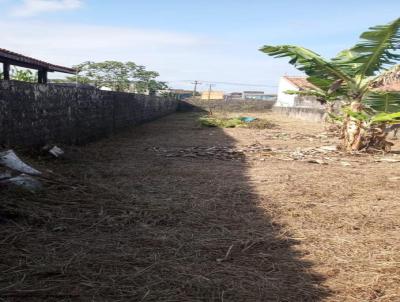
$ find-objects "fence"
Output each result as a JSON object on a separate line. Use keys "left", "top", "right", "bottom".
{"left": 0, "top": 80, "right": 178, "bottom": 147}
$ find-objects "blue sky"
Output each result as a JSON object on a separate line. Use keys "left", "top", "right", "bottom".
{"left": 1, "top": 0, "right": 400, "bottom": 92}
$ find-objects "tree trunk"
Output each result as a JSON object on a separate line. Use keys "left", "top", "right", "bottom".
{"left": 324, "top": 102, "right": 341, "bottom": 134}
{"left": 342, "top": 101, "right": 392, "bottom": 152}
{"left": 365, "top": 123, "right": 392, "bottom": 152}
{"left": 342, "top": 101, "right": 366, "bottom": 151}
{"left": 323, "top": 102, "right": 335, "bottom": 123}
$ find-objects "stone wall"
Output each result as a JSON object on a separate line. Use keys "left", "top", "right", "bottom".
{"left": 178, "top": 99, "right": 276, "bottom": 112}
{"left": 0, "top": 80, "right": 178, "bottom": 147}
{"left": 272, "top": 106, "right": 325, "bottom": 122}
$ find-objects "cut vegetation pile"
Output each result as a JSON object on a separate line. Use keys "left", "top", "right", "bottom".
{"left": 199, "top": 116, "right": 276, "bottom": 129}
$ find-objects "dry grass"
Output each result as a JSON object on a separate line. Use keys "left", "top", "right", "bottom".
{"left": 0, "top": 111, "right": 399, "bottom": 301}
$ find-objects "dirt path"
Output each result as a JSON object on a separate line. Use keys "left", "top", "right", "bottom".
{"left": 1, "top": 112, "right": 399, "bottom": 301}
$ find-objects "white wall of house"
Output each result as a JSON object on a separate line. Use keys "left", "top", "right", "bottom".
{"left": 276, "top": 77, "right": 298, "bottom": 107}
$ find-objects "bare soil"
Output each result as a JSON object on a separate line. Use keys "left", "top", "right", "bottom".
{"left": 1, "top": 112, "right": 400, "bottom": 301}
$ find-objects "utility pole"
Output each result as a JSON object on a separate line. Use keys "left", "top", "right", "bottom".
{"left": 207, "top": 84, "right": 215, "bottom": 101}
{"left": 192, "top": 80, "right": 201, "bottom": 98}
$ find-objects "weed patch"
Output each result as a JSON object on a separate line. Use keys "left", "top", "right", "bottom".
{"left": 199, "top": 116, "right": 276, "bottom": 129}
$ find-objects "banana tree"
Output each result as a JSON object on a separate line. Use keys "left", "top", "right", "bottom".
{"left": 260, "top": 18, "right": 400, "bottom": 151}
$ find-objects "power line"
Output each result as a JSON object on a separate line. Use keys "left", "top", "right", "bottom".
{"left": 165, "top": 79, "right": 278, "bottom": 88}
{"left": 199, "top": 80, "right": 277, "bottom": 87}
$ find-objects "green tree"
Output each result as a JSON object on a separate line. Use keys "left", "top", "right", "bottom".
{"left": 69, "top": 61, "right": 167, "bottom": 94}
{"left": 71, "top": 61, "right": 129, "bottom": 91}
{"left": 260, "top": 18, "right": 400, "bottom": 151}
{"left": 147, "top": 79, "right": 168, "bottom": 95}
{"left": 128, "top": 65, "right": 166, "bottom": 94}
{"left": 11, "top": 68, "right": 37, "bottom": 82}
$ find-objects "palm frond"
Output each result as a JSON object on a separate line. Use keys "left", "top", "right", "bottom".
{"left": 342, "top": 107, "right": 369, "bottom": 121}
{"left": 332, "top": 49, "right": 364, "bottom": 77}
{"left": 364, "top": 91, "right": 400, "bottom": 113}
{"left": 350, "top": 18, "right": 400, "bottom": 77}
{"left": 306, "top": 76, "right": 349, "bottom": 99}
{"left": 306, "top": 76, "right": 334, "bottom": 91}
{"left": 371, "top": 112, "right": 400, "bottom": 124}
{"left": 259, "top": 45, "right": 354, "bottom": 83}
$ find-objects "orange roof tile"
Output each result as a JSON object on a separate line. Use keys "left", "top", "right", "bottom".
{"left": 284, "top": 76, "right": 316, "bottom": 90}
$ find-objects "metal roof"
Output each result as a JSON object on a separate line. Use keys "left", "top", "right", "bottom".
{"left": 0, "top": 48, "right": 75, "bottom": 74}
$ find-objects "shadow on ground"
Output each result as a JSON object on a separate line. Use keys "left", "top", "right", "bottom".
{"left": 0, "top": 112, "right": 330, "bottom": 301}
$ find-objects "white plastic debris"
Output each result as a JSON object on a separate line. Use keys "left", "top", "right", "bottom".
{"left": 0, "top": 174, "right": 42, "bottom": 192}
{"left": 318, "top": 145, "right": 338, "bottom": 152}
{"left": 49, "top": 146, "right": 64, "bottom": 158}
{"left": 0, "top": 170, "right": 12, "bottom": 180}
{"left": 0, "top": 150, "right": 41, "bottom": 175}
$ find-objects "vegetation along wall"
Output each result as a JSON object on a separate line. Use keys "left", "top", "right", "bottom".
{"left": 0, "top": 80, "right": 178, "bottom": 147}
{"left": 178, "top": 99, "right": 276, "bottom": 112}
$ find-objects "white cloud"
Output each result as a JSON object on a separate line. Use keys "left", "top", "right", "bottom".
{"left": 11, "top": 0, "right": 83, "bottom": 17}
{"left": 0, "top": 20, "right": 299, "bottom": 93}
{"left": 0, "top": 21, "right": 205, "bottom": 59}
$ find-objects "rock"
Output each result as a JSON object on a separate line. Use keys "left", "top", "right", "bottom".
{"left": 340, "top": 161, "right": 351, "bottom": 167}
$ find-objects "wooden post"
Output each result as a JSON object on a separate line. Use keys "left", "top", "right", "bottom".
{"left": 3, "top": 63, "right": 10, "bottom": 80}
{"left": 38, "top": 69, "right": 48, "bottom": 84}
{"left": 43, "top": 69, "right": 48, "bottom": 84}
{"left": 38, "top": 70, "right": 42, "bottom": 83}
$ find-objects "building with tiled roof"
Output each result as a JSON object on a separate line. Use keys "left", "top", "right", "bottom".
{"left": 276, "top": 72, "right": 400, "bottom": 108}
{"left": 283, "top": 76, "right": 317, "bottom": 90}
{"left": 276, "top": 76, "right": 322, "bottom": 108}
